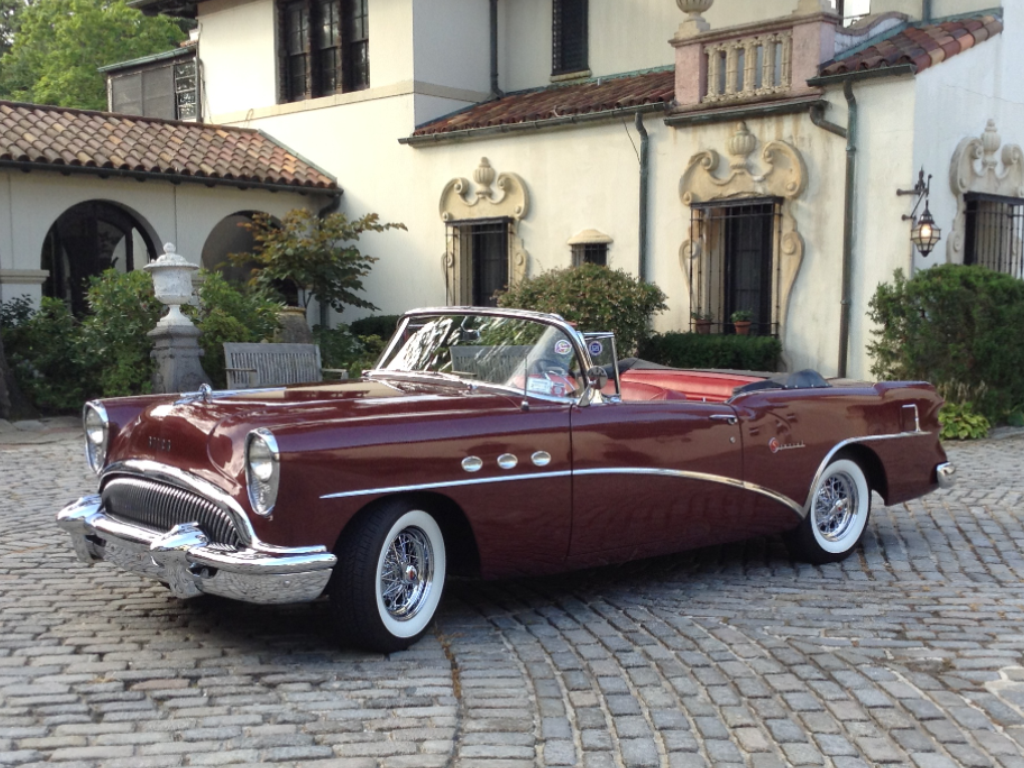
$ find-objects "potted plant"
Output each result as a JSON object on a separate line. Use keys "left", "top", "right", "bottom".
{"left": 730, "top": 309, "right": 754, "bottom": 336}
{"left": 690, "top": 311, "right": 713, "bottom": 335}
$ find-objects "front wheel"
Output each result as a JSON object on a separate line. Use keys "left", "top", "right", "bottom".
{"left": 329, "top": 501, "right": 447, "bottom": 653}
{"left": 784, "top": 457, "right": 870, "bottom": 564}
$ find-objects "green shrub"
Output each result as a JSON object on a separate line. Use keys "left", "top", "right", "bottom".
{"left": 78, "top": 270, "right": 164, "bottom": 397}
{"left": 939, "top": 402, "right": 990, "bottom": 440}
{"left": 1, "top": 297, "right": 93, "bottom": 412}
{"left": 868, "top": 265, "right": 1024, "bottom": 421}
{"left": 349, "top": 314, "right": 400, "bottom": 340}
{"left": 184, "top": 271, "right": 282, "bottom": 388}
{"left": 638, "top": 332, "right": 782, "bottom": 371}
{"left": 497, "top": 264, "right": 667, "bottom": 355}
{"left": 314, "top": 325, "right": 387, "bottom": 376}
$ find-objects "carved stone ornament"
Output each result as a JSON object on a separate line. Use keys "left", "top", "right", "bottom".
{"left": 439, "top": 158, "right": 531, "bottom": 305}
{"left": 678, "top": 121, "right": 807, "bottom": 332}
{"left": 946, "top": 120, "right": 1024, "bottom": 262}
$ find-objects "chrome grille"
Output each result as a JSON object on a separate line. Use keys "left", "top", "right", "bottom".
{"left": 102, "top": 477, "right": 241, "bottom": 547}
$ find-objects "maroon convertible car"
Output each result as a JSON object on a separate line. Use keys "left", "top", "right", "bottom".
{"left": 59, "top": 307, "right": 954, "bottom": 652}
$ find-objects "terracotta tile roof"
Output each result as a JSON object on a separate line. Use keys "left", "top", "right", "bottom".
{"left": 411, "top": 68, "right": 675, "bottom": 138}
{"left": 0, "top": 100, "right": 340, "bottom": 194}
{"left": 821, "top": 14, "right": 1003, "bottom": 76}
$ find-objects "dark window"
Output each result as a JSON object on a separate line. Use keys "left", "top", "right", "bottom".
{"left": 964, "top": 193, "right": 1024, "bottom": 278}
{"left": 444, "top": 219, "right": 511, "bottom": 307}
{"left": 688, "top": 199, "right": 781, "bottom": 335}
{"left": 552, "top": 0, "right": 587, "bottom": 76}
{"left": 470, "top": 221, "right": 509, "bottom": 307}
{"left": 278, "top": 0, "right": 367, "bottom": 102}
{"left": 109, "top": 56, "right": 199, "bottom": 121}
{"left": 572, "top": 242, "right": 607, "bottom": 267}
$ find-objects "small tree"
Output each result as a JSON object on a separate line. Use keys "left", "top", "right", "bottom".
{"left": 498, "top": 264, "right": 667, "bottom": 355}
{"left": 231, "top": 208, "right": 405, "bottom": 315}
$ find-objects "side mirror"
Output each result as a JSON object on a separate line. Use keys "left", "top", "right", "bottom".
{"left": 585, "top": 366, "right": 609, "bottom": 391}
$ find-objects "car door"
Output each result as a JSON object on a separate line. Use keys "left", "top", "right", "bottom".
{"left": 568, "top": 398, "right": 749, "bottom": 564}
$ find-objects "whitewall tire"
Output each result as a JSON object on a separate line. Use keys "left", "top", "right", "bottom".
{"left": 785, "top": 457, "right": 871, "bottom": 564}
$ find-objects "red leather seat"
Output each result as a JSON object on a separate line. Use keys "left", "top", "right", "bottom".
{"left": 621, "top": 369, "right": 761, "bottom": 402}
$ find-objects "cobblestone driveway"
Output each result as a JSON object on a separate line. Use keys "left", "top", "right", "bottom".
{"left": 2, "top": 436, "right": 1024, "bottom": 768}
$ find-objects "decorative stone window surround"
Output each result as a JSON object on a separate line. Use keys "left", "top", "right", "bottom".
{"left": 439, "top": 158, "right": 530, "bottom": 305}
{"left": 947, "top": 120, "right": 1024, "bottom": 264}
{"left": 679, "top": 121, "right": 807, "bottom": 332}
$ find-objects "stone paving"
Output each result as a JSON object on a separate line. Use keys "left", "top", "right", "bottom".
{"left": 2, "top": 434, "right": 1024, "bottom": 767}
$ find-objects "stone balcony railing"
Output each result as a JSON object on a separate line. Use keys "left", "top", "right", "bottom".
{"left": 670, "top": 1, "right": 840, "bottom": 114}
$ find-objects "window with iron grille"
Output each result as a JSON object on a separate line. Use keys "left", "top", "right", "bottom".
{"left": 278, "top": 0, "right": 368, "bottom": 103}
{"left": 688, "top": 199, "right": 782, "bottom": 335}
{"left": 445, "top": 219, "right": 511, "bottom": 307}
{"left": 963, "top": 193, "right": 1024, "bottom": 278}
{"left": 571, "top": 242, "right": 607, "bottom": 267}
{"left": 552, "top": 0, "right": 588, "bottom": 76}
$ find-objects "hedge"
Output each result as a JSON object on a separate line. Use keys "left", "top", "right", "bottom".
{"left": 638, "top": 332, "right": 782, "bottom": 372}
{"left": 349, "top": 314, "right": 400, "bottom": 340}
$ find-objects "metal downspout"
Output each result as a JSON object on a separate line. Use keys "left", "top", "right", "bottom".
{"left": 490, "top": 0, "right": 503, "bottom": 99}
{"left": 922, "top": 0, "right": 932, "bottom": 23}
{"left": 838, "top": 80, "right": 857, "bottom": 379}
{"left": 635, "top": 112, "right": 649, "bottom": 282}
{"left": 317, "top": 195, "right": 342, "bottom": 328}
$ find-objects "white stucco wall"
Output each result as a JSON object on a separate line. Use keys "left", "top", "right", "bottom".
{"left": 911, "top": 1, "right": 1024, "bottom": 273}
{"left": 412, "top": 0, "right": 489, "bottom": 97}
{"left": 0, "top": 172, "right": 320, "bottom": 305}
{"left": 198, "top": 0, "right": 277, "bottom": 116}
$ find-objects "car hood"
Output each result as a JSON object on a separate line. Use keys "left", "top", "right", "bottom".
{"left": 109, "top": 377, "right": 525, "bottom": 491}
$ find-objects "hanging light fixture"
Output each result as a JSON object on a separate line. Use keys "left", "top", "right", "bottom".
{"left": 898, "top": 169, "right": 942, "bottom": 257}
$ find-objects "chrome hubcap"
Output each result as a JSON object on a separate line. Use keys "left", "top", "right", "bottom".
{"left": 380, "top": 526, "right": 433, "bottom": 620}
{"left": 814, "top": 472, "right": 858, "bottom": 542}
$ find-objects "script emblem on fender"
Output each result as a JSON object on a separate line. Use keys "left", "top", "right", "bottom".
{"left": 769, "top": 437, "right": 806, "bottom": 454}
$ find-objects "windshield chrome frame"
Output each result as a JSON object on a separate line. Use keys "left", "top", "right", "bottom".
{"left": 367, "top": 307, "right": 596, "bottom": 405}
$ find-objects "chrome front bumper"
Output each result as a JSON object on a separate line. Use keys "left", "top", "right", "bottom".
{"left": 57, "top": 495, "right": 336, "bottom": 604}
{"left": 936, "top": 462, "right": 956, "bottom": 489}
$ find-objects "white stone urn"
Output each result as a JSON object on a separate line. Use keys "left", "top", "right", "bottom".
{"left": 675, "top": 0, "right": 713, "bottom": 37}
{"left": 144, "top": 243, "right": 199, "bottom": 329}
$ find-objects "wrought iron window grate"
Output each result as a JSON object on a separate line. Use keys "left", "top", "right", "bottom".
{"left": 688, "top": 199, "right": 782, "bottom": 336}
{"left": 964, "top": 193, "right": 1024, "bottom": 279}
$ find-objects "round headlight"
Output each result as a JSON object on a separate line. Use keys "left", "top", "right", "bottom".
{"left": 245, "top": 429, "right": 280, "bottom": 517}
{"left": 83, "top": 402, "right": 109, "bottom": 474}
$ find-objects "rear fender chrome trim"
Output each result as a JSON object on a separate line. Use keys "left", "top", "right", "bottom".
{"left": 936, "top": 462, "right": 956, "bottom": 489}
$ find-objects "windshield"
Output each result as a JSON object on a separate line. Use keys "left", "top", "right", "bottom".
{"left": 377, "top": 313, "right": 584, "bottom": 398}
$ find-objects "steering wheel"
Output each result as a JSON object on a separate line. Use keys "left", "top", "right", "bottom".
{"left": 529, "top": 358, "right": 570, "bottom": 377}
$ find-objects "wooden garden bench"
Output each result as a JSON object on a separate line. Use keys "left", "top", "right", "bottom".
{"left": 223, "top": 342, "right": 348, "bottom": 389}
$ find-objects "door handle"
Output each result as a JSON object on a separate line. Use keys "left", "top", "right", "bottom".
{"left": 710, "top": 414, "right": 738, "bottom": 426}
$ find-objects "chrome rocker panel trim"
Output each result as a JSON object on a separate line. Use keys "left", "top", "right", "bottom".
{"left": 57, "top": 495, "right": 336, "bottom": 604}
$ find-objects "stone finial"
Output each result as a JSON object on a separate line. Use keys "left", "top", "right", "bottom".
{"left": 674, "top": 0, "right": 713, "bottom": 38}
{"left": 474, "top": 158, "right": 496, "bottom": 199}
{"left": 727, "top": 122, "right": 757, "bottom": 168}
{"left": 982, "top": 119, "right": 1001, "bottom": 169}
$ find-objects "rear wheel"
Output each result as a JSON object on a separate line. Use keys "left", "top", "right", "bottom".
{"left": 784, "top": 457, "right": 870, "bottom": 564}
{"left": 329, "top": 501, "right": 446, "bottom": 653}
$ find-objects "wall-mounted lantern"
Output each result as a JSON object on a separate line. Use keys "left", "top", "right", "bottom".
{"left": 898, "top": 169, "right": 942, "bottom": 257}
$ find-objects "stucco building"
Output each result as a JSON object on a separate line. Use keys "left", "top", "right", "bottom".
{"left": 1, "top": 0, "right": 1019, "bottom": 380}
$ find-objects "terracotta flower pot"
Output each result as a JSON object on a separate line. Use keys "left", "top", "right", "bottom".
{"left": 733, "top": 321, "right": 752, "bottom": 336}
{"left": 694, "top": 319, "right": 712, "bottom": 335}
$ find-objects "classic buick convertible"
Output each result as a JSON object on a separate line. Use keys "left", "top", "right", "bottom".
{"left": 59, "top": 307, "right": 954, "bottom": 652}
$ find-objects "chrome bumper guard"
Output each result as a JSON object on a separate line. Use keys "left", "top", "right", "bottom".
{"left": 936, "top": 462, "right": 956, "bottom": 489}
{"left": 57, "top": 495, "right": 336, "bottom": 604}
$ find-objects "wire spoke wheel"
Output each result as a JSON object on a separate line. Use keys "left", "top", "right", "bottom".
{"left": 785, "top": 456, "right": 871, "bottom": 564}
{"left": 379, "top": 526, "right": 434, "bottom": 621}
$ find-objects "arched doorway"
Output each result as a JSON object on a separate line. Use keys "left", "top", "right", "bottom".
{"left": 202, "top": 211, "right": 297, "bottom": 305}
{"left": 42, "top": 201, "right": 157, "bottom": 316}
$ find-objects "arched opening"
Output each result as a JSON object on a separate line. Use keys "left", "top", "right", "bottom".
{"left": 201, "top": 211, "right": 297, "bottom": 305}
{"left": 41, "top": 201, "right": 157, "bottom": 316}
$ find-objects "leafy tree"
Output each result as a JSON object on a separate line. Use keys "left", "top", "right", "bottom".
{"left": 0, "top": 0, "right": 185, "bottom": 109}
{"left": 231, "top": 208, "right": 405, "bottom": 315}
{"left": 0, "top": 0, "right": 31, "bottom": 60}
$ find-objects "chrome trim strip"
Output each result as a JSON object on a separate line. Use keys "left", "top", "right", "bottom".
{"left": 321, "top": 471, "right": 574, "bottom": 499}
{"left": 321, "top": 466, "right": 804, "bottom": 515}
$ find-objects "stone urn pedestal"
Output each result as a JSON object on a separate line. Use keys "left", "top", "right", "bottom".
{"left": 144, "top": 243, "right": 211, "bottom": 394}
